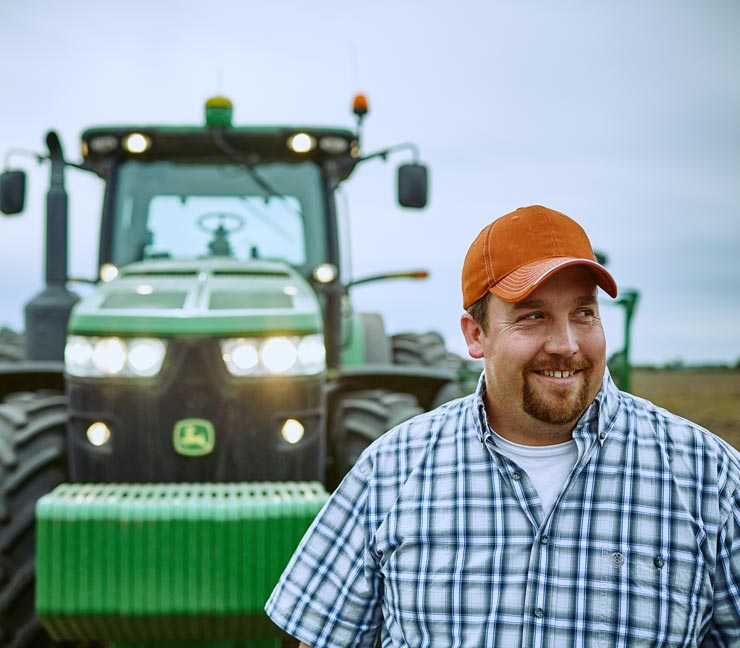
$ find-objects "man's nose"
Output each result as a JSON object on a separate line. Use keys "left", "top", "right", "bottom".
{"left": 543, "top": 320, "right": 579, "bottom": 356}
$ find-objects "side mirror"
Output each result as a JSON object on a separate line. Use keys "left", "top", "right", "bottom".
{"left": 397, "top": 163, "right": 428, "bottom": 209}
{"left": 1, "top": 170, "right": 27, "bottom": 215}
{"left": 594, "top": 250, "right": 608, "bottom": 266}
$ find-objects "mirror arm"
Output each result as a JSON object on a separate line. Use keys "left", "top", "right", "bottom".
{"left": 346, "top": 270, "right": 429, "bottom": 290}
{"left": 3, "top": 148, "right": 46, "bottom": 169}
{"left": 354, "top": 142, "right": 421, "bottom": 167}
{"left": 3, "top": 147, "right": 88, "bottom": 173}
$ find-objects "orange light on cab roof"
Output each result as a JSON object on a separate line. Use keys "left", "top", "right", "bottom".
{"left": 352, "top": 93, "right": 369, "bottom": 117}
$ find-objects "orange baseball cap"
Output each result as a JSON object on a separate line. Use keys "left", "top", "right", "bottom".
{"left": 462, "top": 205, "right": 618, "bottom": 308}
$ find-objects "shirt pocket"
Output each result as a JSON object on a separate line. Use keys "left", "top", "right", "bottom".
{"left": 598, "top": 548, "right": 705, "bottom": 647}
{"left": 380, "top": 538, "right": 497, "bottom": 647}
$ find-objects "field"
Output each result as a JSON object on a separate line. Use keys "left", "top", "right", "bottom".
{"left": 631, "top": 368, "right": 740, "bottom": 450}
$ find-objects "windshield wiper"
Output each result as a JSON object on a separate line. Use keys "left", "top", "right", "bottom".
{"left": 210, "top": 128, "right": 300, "bottom": 218}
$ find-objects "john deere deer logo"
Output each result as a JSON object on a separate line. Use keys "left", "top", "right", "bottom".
{"left": 173, "top": 418, "right": 215, "bottom": 456}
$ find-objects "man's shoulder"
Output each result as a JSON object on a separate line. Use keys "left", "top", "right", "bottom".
{"left": 619, "top": 388, "right": 732, "bottom": 447}
{"left": 355, "top": 392, "right": 478, "bottom": 476}
{"left": 373, "top": 391, "right": 475, "bottom": 448}
{"left": 617, "top": 388, "right": 740, "bottom": 484}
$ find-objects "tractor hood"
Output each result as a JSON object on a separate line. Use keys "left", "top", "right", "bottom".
{"left": 68, "top": 258, "right": 323, "bottom": 336}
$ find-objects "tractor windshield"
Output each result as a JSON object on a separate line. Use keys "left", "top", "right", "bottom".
{"left": 109, "top": 159, "right": 326, "bottom": 276}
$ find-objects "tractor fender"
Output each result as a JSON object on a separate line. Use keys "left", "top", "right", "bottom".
{"left": 330, "top": 364, "right": 456, "bottom": 411}
{"left": 0, "top": 362, "right": 64, "bottom": 402}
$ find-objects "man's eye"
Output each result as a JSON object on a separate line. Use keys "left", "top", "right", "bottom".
{"left": 521, "top": 313, "right": 544, "bottom": 321}
{"left": 576, "top": 309, "right": 594, "bottom": 317}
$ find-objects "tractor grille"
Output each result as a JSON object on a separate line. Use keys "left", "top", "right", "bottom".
{"left": 66, "top": 337, "right": 325, "bottom": 483}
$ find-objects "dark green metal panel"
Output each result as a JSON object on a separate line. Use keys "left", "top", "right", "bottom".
{"left": 606, "top": 289, "right": 640, "bottom": 391}
{"left": 36, "top": 483, "right": 328, "bottom": 642}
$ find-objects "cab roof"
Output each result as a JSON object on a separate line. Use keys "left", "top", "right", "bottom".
{"left": 81, "top": 124, "right": 358, "bottom": 165}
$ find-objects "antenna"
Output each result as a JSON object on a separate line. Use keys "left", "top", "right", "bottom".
{"left": 349, "top": 43, "right": 359, "bottom": 90}
{"left": 216, "top": 65, "right": 225, "bottom": 95}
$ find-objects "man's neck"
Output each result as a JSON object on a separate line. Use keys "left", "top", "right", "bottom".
{"left": 485, "top": 401, "right": 577, "bottom": 446}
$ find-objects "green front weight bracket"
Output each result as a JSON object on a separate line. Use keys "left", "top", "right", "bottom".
{"left": 35, "top": 483, "right": 328, "bottom": 645}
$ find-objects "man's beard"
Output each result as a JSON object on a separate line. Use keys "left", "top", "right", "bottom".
{"left": 522, "top": 361, "right": 593, "bottom": 426}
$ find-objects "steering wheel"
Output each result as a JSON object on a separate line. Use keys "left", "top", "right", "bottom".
{"left": 197, "top": 212, "right": 246, "bottom": 235}
{"left": 197, "top": 212, "right": 246, "bottom": 257}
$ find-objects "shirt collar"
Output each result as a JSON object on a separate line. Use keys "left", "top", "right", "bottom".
{"left": 473, "top": 372, "right": 491, "bottom": 444}
{"left": 472, "top": 367, "right": 622, "bottom": 447}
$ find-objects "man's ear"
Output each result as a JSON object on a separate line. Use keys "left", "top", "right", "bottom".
{"left": 460, "top": 312, "right": 485, "bottom": 359}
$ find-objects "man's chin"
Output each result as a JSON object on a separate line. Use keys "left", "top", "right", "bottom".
{"left": 523, "top": 379, "right": 590, "bottom": 426}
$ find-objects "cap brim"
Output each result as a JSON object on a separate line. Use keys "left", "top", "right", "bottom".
{"left": 490, "top": 257, "right": 618, "bottom": 303}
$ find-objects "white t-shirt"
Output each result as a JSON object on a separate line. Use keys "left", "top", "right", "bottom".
{"left": 490, "top": 429, "right": 578, "bottom": 516}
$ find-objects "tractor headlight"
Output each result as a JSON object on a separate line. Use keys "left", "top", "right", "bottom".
{"left": 296, "top": 336, "right": 326, "bottom": 374}
{"left": 92, "top": 338, "right": 127, "bottom": 375}
{"left": 221, "top": 338, "right": 260, "bottom": 376}
{"left": 65, "top": 335, "right": 168, "bottom": 378}
{"left": 220, "top": 334, "right": 325, "bottom": 376}
{"left": 65, "top": 337, "right": 94, "bottom": 373}
{"left": 123, "top": 133, "right": 152, "bottom": 154}
{"left": 261, "top": 337, "right": 298, "bottom": 373}
{"left": 287, "top": 132, "right": 316, "bottom": 154}
{"left": 127, "top": 339, "right": 167, "bottom": 377}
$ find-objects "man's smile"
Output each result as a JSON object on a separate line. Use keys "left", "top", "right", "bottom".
{"left": 533, "top": 369, "right": 583, "bottom": 379}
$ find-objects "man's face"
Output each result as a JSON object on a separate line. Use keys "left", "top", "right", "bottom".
{"left": 461, "top": 266, "right": 606, "bottom": 445}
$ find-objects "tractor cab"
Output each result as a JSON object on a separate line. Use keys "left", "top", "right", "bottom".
{"left": 84, "top": 103, "right": 358, "bottom": 279}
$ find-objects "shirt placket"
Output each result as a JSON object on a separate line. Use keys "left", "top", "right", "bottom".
{"left": 509, "top": 457, "right": 551, "bottom": 647}
{"left": 483, "top": 428, "right": 605, "bottom": 648}
{"left": 483, "top": 441, "right": 549, "bottom": 647}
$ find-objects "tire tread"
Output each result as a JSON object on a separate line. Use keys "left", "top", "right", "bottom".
{"left": 0, "top": 392, "right": 68, "bottom": 648}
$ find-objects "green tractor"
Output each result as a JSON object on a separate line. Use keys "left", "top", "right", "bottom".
{"left": 0, "top": 96, "right": 468, "bottom": 647}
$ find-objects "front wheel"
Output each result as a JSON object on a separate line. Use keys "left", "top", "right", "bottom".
{"left": 0, "top": 392, "right": 68, "bottom": 648}
{"left": 0, "top": 329, "right": 24, "bottom": 363}
{"left": 391, "top": 332, "right": 449, "bottom": 367}
{"left": 332, "top": 390, "right": 422, "bottom": 478}
{"left": 391, "top": 332, "right": 467, "bottom": 407}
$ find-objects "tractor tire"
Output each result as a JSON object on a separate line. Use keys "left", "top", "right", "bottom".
{"left": 0, "top": 346, "right": 24, "bottom": 363}
{"left": 430, "top": 381, "right": 466, "bottom": 409}
{"left": 0, "top": 392, "right": 69, "bottom": 648}
{"left": 0, "top": 330, "right": 25, "bottom": 364}
{"left": 333, "top": 390, "right": 423, "bottom": 475}
{"left": 391, "top": 331, "right": 449, "bottom": 367}
{"left": 391, "top": 332, "right": 467, "bottom": 407}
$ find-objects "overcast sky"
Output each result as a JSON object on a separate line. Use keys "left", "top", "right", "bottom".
{"left": 1, "top": 0, "right": 739, "bottom": 365}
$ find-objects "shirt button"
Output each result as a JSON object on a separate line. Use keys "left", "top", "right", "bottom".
{"left": 610, "top": 551, "right": 625, "bottom": 566}
{"left": 512, "top": 472, "right": 522, "bottom": 480}
{"left": 599, "top": 432, "right": 607, "bottom": 441}
{"left": 534, "top": 608, "right": 544, "bottom": 618}
{"left": 654, "top": 556, "right": 665, "bottom": 569}
{"left": 539, "top": 535, "right": 549, "bottom": 545}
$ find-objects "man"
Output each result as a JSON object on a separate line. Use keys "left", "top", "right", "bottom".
{"left": 266, "top": 205, "right": 740, "bottom": 647}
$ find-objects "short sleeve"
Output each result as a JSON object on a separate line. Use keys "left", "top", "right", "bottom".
{"left": 265, "top": 459, "right": 382, "bottom": 648}
{"left": 705, "top": 488, "right": 740, "bottom": 645}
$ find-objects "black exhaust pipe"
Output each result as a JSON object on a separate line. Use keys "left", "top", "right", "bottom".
{"left": 24, "top": 131, "right": 78, "bottom": 362}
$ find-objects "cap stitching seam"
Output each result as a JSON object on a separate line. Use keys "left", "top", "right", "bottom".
{"left": 498, "top": 258, "right": 613, "bottom": 295}
{"left": 483, "top": 224, "right": 495, "bottom": 294}
{"left": 543, "top": 210, "right": 559, "bottom": 254}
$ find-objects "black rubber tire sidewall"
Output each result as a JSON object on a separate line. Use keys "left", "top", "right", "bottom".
{"left": 333, "top": 389, "right": 422, "bottom": 476}
{"left": 391, "top": 332, "right": 448, "bottom": 367}
{"left": 0, "top": 392, "right": 68, "bottom": 648}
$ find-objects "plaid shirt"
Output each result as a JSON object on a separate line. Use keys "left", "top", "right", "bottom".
{"left": 266, "top": 371, "right": 740, "bottom": 647}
